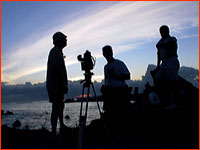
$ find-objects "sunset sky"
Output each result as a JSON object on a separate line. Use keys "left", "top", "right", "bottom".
{"left": 1, "top": 1, "right": 199, "bottom": 84}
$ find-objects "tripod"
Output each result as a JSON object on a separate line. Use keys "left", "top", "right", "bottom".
{"left": 78, "top": 71, "right": 103, "bottom": 148}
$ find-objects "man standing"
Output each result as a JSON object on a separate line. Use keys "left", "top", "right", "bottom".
{"left": 155, "top": 25, "right": 180, "bottom": 81}
{"left": 46, "top": 32, "right": 68, "bottom": 135}
{"left": 101, "top": 45, "right": 131, "bottom": 112}
{"left": 154, "top": 25, "right": 180, "bottom": 108}
{"left": 101, "top": 45, "right": 132, "bottom": 144}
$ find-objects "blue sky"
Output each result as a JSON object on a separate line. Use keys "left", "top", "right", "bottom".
{"left": 1, "top": 1, "right": 199, "bottom": 84}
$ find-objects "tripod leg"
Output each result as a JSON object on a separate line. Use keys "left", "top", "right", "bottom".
{"left": 91, "top": 83, "right": 102, "bottom": 115}
{"left": 84, "top": 84, "right": 90, "bottom": 123}
{"left": 78, "top": 86, "right": 86, "bottom": 148}
{"left": 79, "top": 86, "right": 85, "bottom": 119}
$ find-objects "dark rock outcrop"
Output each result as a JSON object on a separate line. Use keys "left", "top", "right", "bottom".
{"left": 64, "top": 115, "right": 70, "bottom": 119}
{"left": 1, "top": 76, "right": 198, "bottom": 149}
{"left": 5, "top": 111, "right": 14, "bottom": 115}
{"left": 13, "top": 120, "right": 21, "bottom": 128}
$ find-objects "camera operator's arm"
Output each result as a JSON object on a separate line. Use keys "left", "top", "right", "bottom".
{"left": 157, "top": 50, "right": 161, "bottom": 69}
{"left": 156, "top": 42, "right": 161, "bottom": 69}
{"left": 109, "top": 60, "right": 130, "bottom": 81}
{"left": 117, "top": 74, "right": 130, "bottom": 80}
{"left": 109, "top": 70, "right": 130, "bottom": 80}
{"left": 122, "top": 73, "right": 131, "bottom": 80}
{"left": 59, "top": 56, "right": 68, "bottom": 94}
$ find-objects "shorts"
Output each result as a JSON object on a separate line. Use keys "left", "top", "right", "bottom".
{"left": 47, "top": 89, "right": 64, "bottom": 103}
{"left": 155, "top": 56, "right": 180, "bottom": 82}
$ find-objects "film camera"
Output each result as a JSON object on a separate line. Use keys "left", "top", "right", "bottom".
{"left": 77, "top": 50, "right": 96, "bottom": 73}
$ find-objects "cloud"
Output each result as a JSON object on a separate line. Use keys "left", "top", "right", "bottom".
{"left": 2, "top": 1, "right": 199, "bottom": 83}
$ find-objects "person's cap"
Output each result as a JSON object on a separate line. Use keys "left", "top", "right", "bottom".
{"left": 53, "top": 32, "right": 67, "bottom": 44}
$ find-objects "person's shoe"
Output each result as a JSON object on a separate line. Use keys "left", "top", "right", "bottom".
{"left": 51, "top": 130, "right": 57, "bottom": 137}
{"left": 60, "top": 124, "right": 68, "bottom": 133}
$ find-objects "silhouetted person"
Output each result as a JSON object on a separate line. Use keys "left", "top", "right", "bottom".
{"left": 153, "top": 25, "right": 180, "bottom": 108}
{"left": 101, "top": 45, "right": 131, "bottom": 113}
{"left": 46, "top": 32, "right": 68, "bottom": 135}
{"left": 101, "top": 45, "right": 134, "bottom": 144}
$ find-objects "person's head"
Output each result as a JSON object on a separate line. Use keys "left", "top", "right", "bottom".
{"left": 102, "top": 45, "right": 113, "bottom": 61}
{"left": 159, "top": 25, "right": 170, "bottom": 39}
{"left": 53, "top": 32, "right": 67, "bottom": 48}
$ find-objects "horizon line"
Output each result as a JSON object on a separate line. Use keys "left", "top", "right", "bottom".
{"left": 2, "top": 64, "right": 199, "bottom": 86}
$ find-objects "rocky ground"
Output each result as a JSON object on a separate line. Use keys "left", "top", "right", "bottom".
{"left": 2, "top": 76, "right": 199, "bottom": 149}
{"left": 2, "top": 107, "right": 198, "bottom": 149}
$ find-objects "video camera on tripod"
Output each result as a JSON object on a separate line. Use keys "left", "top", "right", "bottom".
{"left": 77, "top": 50, "right": 96, "bottom": 73}
{"left": 77, "top": 50, "right": 108, "bottom": 148}
{"left": 77, "top": 50, "right": 96, "bottom": 85}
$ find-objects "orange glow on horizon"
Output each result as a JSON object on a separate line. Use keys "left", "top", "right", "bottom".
{"left": 76, "top": 94, "right": 93, "bottom": 98}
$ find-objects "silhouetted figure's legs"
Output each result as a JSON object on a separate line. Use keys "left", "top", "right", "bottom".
{"left": 51, "top": 102, "right": 65, "bottom": 135}
{"left": 58, "top": 102, "right": 65, "bottom": 128}
{"left": 51, "top": 103, "right": 58, "bottom": 135}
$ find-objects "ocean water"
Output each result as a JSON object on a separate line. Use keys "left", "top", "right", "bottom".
{"left": 1, "top": 101, "right": 103, "bottom": 130}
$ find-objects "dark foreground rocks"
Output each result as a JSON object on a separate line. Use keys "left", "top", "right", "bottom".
{"left": 2, "top": 106, "right": 198, "bottom": 149}
{"left": 2, "top": 124, "right": 78, "bottom": 149}
{"left": 2, "top": 77, "right": 199, "bottom": 149}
